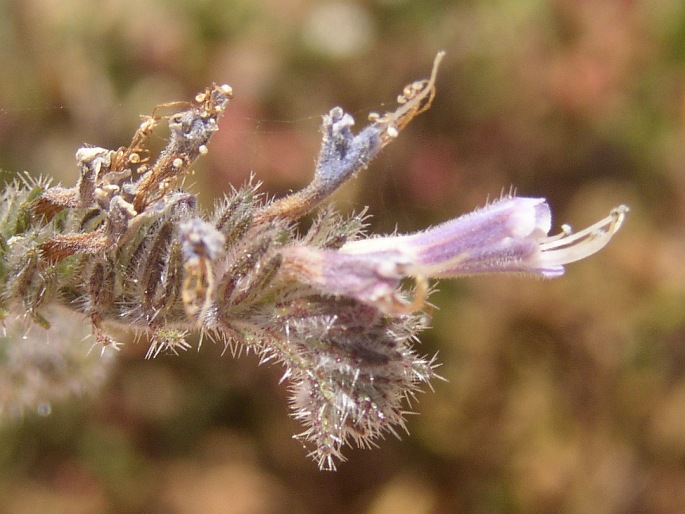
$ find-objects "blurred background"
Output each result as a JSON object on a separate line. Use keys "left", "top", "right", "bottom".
{"left": 0, "top": 0, "right": 680, "bottom": 512}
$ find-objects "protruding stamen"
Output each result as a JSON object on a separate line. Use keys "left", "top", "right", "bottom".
{"left": 538, "top": 205, "right": 628, "bottom": 266}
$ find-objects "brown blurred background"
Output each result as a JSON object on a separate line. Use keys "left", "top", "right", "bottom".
{"left": 0, "top": 0, "right": 681, "bottom": 512}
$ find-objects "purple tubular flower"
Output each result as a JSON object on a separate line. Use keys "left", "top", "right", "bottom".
{"left": 282, "top": 196, "right": 627, "bottom": 314}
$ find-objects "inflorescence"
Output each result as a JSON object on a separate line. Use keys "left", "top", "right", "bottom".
{"left": 0, "top": 53, "right": 626, "bottom": 469}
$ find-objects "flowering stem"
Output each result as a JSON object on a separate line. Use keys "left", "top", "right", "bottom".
{"left": 0, "top": 53, "right": 626, "bottom": 469}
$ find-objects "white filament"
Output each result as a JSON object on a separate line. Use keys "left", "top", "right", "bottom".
{"left": 537, "top": 205, "right": 628, "bottom": 266}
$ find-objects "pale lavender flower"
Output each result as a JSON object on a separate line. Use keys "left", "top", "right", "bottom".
{"left": 282, "top": 197, "right": 627, "bottom": 314}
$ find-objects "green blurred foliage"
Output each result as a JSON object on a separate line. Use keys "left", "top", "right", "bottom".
{"left": 0, "top": 0, "right": 683, "bottom": 512}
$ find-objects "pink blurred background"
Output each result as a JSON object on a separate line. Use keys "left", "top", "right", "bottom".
{"left": 0, "top": 1, "right": 681, "bottom": 513}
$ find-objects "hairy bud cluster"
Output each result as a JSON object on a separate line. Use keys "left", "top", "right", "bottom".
{"left": 0, "top": 53, "right": 625, "bottom": 469}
